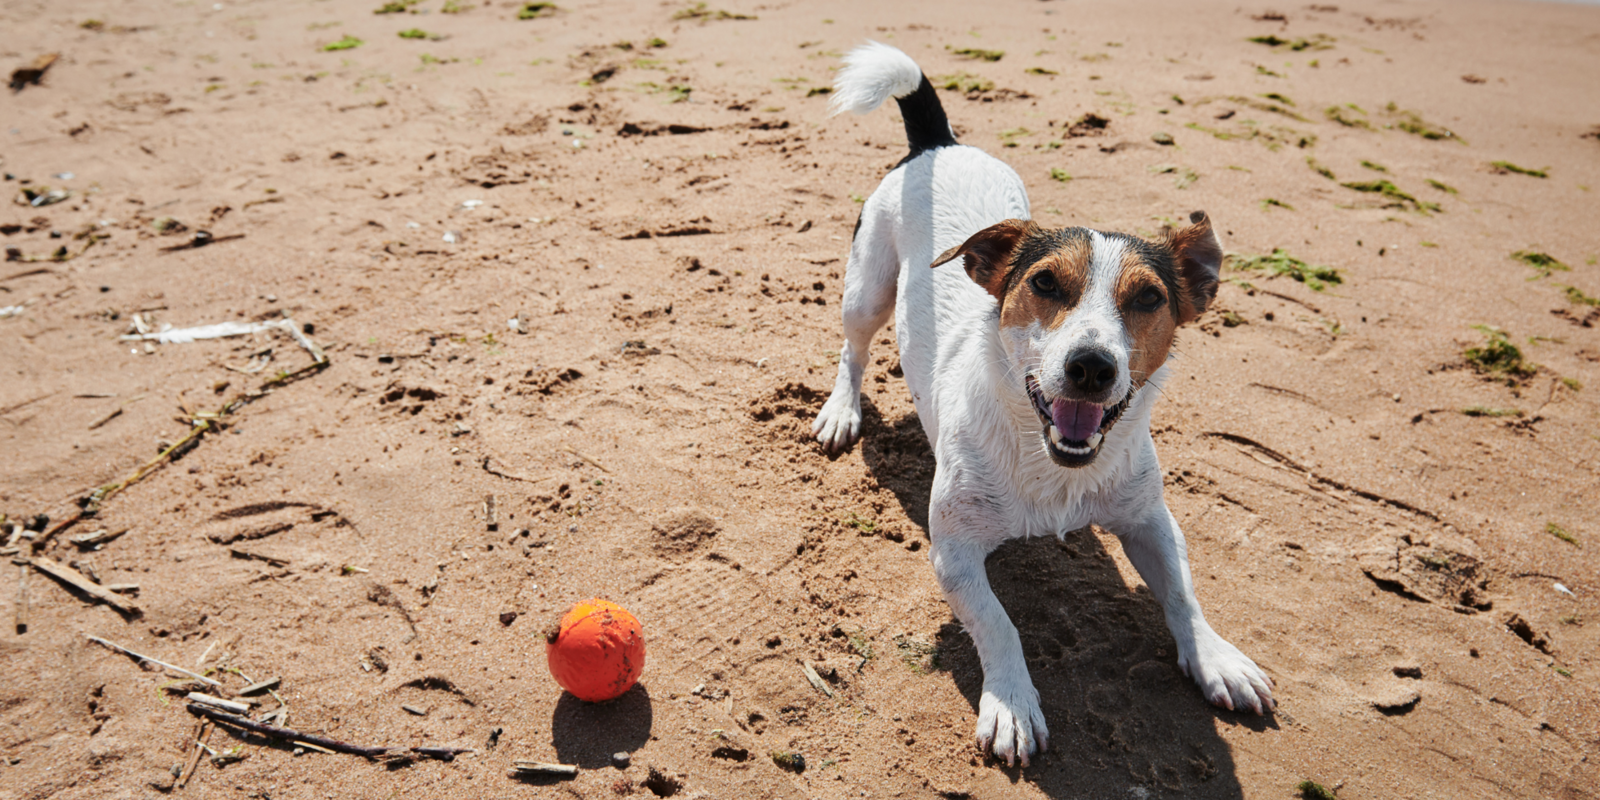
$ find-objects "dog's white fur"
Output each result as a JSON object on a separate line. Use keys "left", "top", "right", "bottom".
{"left": 816, "top": 43, "right": 1274, "bottom": 767}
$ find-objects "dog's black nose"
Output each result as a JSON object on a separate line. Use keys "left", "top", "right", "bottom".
{"left": 1066, "top": 349, "right": 1117, "bottom": 394}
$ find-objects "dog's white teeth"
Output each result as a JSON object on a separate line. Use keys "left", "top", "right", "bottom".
{"left": 1088, "top": 432, "right": 1103, "bottom": 449}
{"left": 1048, "top": 425, "right": 1063, "bottom": 445}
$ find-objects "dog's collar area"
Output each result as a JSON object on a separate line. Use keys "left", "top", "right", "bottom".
{"left": 1024, "top": 375, "right": 1134, "bottom": 466}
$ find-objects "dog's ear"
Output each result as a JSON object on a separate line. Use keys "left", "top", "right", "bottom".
{"left": 930, "top": 219, "right": 1037, "bottom": 300}
{"left": 1167, "top": 210, "right": 1223, "bottom": 325}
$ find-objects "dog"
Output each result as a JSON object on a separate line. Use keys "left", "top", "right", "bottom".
{"left": 813, "top": 42, "right": 1275, "bottom": 767}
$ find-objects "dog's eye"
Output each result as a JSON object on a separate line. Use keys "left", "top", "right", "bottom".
{"left": 1029, "top": 271, "right": 1059, "bottom": 295}
{"left": 1135, "top": 287, "right": 1165, "bottom": 309}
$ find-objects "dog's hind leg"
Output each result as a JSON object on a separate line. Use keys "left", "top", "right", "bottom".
{"left": 814, "top": 208, "right": 897, "bottom": 454}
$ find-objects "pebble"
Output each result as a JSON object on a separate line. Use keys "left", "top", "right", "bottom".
{"left": 612, "top": 751, "right": 631, "bottom": 769}
{"left": 1151, "top": 131, "right": 1175, "bottom": 145}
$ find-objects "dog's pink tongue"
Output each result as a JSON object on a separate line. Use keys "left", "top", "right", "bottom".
{"left": 1051, "top": 399, "right": 1103, "bottom": 442}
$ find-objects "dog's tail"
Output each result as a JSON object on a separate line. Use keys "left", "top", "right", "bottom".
{"left": 830, "top": 41, "right": 957, "bottom": 156}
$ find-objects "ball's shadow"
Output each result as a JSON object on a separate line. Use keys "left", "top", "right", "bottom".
{"left": 550, "top": 683, "right": 653, "bottom": 769}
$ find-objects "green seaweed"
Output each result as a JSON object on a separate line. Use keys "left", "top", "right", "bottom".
{"left": 1325, "top": 105, "right": 1371, "bottom": 129}
{"left": 894, "top": 634, "right": 942, "bottom": 675}
{"left": 843, "top": 511, "right": 876, "bottom": 533}
{"left": 1491, "top": 161, "right": 1547, "bottom": 178}
{"left": 517, "top": 2, "right": 556, "bottom": 19}
{"left": 1260, "top": 197, "right": 1294, "bottom": 211}
{"left": 1511, "top": 250, "right": 1569, "bottom": 276}
{"left": 1297, "top": 780, "right": 1338, "bottom": 800}
{"left": 672, "top": 2, "right": 755, "bottom": 20}
{"left": 1464, "top": 325, "right": 1537, "bottom": 380}
{"left": 1461, "top": 406, "right": 1522, "bottom": 418}
{"left": 322, "top": 35, "right": 364, "bottom": 51}
{"left": 1360, "top": 160, "right": 1387, "bottom": 172}
{"left": 1342, "top": 180, "right": 1440, "bottom": 213}
{"left": 934, "top": 72, "right": 993, "bottom": 93}
{"left": 397, "top": 28, "right": 438, "bottom": 39}
{"left": 1026, "top": 66, "right": 1058, "bottom": 75}
{"left": 374, "top": 0, "right": 418, "bottom": 13}
{"left": 442, "top": 0, "right": 471, "bottom": 12}
{"left": 1049, "top": 167, "right": 1072, "bottom": 182}
{"left": 1386, "top": 103, "right": 1457, "bottom": 141}
{"left": 1248, "top": 34, "right": 1335, "bottom": 50}
{"left": 1306, "top": 157, "right": 1336, "bottom": 180}
{"left": 1427, "top": 179, "right": 1458, "bottom": 194}
{"left": 1562, "top": 285, "right": 1599, "bottom": 307}
{"left": 1546, "top": 522, "right": 1580, "bottom": 547}
{"left": 952, "top": 47, "right": 1004, "bottom": 62}
{"left": 1232, "top": 249, "right": 1341, "bottom": 290}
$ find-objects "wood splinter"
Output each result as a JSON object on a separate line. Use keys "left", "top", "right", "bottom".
{"left": 184, "top": 703, "right": 473, "bottom": 762}
{"left": 86, "top": 635, "right": 221, "bottom": 686}
{"left": 511, "top": 761, "right": 578, "bottom": 777}
{"left": 31, "top": 555, "right": 142, "bottom": 615}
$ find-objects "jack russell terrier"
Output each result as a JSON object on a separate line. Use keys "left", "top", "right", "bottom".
{"left": 813, "top": 42, "right": 1275, "bottom": 766}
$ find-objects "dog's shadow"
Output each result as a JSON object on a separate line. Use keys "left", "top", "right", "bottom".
{"left": 859, "top": 403, "right": 1255, "bottom": 799}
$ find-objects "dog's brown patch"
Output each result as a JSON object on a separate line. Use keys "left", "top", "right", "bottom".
{"left": 999, "top": 239, "right": 1091, "bottom": 332}
{"left": 1114, "top": 262, "right": 1178, "bottom": 386}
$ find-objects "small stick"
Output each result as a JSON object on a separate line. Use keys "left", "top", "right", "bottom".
{"left": 484, "top": 494, "right": 498, "bottom": 531}
{"left": 70, "top": 528, "right": 130, "bottom": 548}
{"left": 480, "top": 456, "right": 551, "bottom": 484}
{"left": 87, "top": 407, "right": 122, "bottom": 430}
{"left": 105, "top": 583, "right": 140, "bottom": 593}
{"left": 14, "top": 560, "right": 28, "bottom": 635}
{"left": 229, "top": 548, "right": 289, "bottom": 567}
{"left": 31, "top": 555, "right": 142, "bottom": 615}
{"left": 240, "top": 677, "right": 280, "bottom": 695}
{"left": 559, "top": 446, "right": 611, "bottom": 474}
{"left": 801, "top": 661, "right": 834, "bottom": 698}
{"left": 188, "top": 692, "right": 252, "bottom": 714}
{"left": 401, "top": 704, "right": 428, "bottom": 716}
{"left": 86, "top": 635, "right": 222, "bottom": 686}
{"left": 178, "top": 720, "right": 210, "bottom": 790}
{"left": 511, "top": 761, "right": 578, "bottom": 777}
{"left": 184, "top": 704, "right": 472, "bottom": 761}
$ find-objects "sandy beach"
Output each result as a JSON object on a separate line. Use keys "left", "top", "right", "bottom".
{"left": 2, "top": 0, "right": 1599, "bottom": 797}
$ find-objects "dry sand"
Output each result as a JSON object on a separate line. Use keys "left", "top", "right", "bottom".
{"left": 2, "top": 0, "right": 1599, "bottom": 797}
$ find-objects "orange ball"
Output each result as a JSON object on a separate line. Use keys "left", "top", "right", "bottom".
{"left": 545, "top": 598, "right": 646, "bottom": 702}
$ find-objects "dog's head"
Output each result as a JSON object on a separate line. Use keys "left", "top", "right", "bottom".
{"left": 931, "top": 212, "right": 1223, "bottom": 467}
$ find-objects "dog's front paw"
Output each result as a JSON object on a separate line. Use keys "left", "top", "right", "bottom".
{"left": 975, "top": 682, "right": 1049, "bottom": 767}
{"left": 812, "top": 390, "right": 862, "bottom": 455}
{"left": 1179, "top": 634, "right": 1275, "bottom": 715}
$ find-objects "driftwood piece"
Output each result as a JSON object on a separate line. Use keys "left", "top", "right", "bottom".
{"left": 511, "top": 761, "right": 578, "bottom": 777}
{"left": 184, "top": 704, "right": 473, "bottom": 762}
{"left": 187, "top": 692, "right": 253, "bottom": 714}
{"left": 31, "top": 555, "right": 142, "bottom": 615}
{"left": 86, "top": 635, "right": 222, "bottom": 686}
{"left": 70, "top": 528, "right": 129, "bottom": 548}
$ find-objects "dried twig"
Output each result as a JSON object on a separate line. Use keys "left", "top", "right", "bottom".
{"left": 13, "top": 559, "right": 27, "bottom": 635}
{"left": 86, "top": 635, "right": 222, "bottom": 686}
{"left": 177, "top": 720, "right": 211, "bottom": 790}
{"left": 188, "top": 692, "right": 252, "bottom": 714}
{"left": 70, "top": 528, "right": 130, "bottom": 548}
{"left": 31, "top": 555, "right": 142, "bottom": 615}
{"left": 511, "top": 761, "right": 578, "bottom": 777}
{"left": 184, "top": 703, "right": 473, "bottom": 761}
{"left": 229, "top": 548, "right": 289, "bottom": 567}
{"left": 559, "top": 446, "right": 611, "bottom": 474}
{"left": 801, "top": 661, "right": 834, "bottom": 698}
{"left": 481, "top": 455, "right": 550, "bottom": 484}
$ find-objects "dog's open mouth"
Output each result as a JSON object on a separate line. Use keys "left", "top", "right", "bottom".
{"left": 1024, "top": 375, "right": 1134, "bottom": 466}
